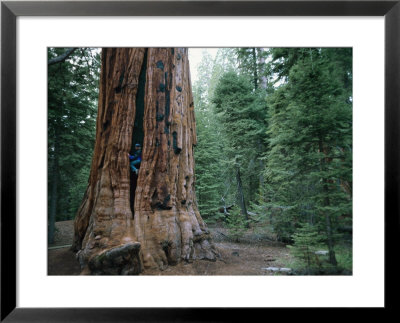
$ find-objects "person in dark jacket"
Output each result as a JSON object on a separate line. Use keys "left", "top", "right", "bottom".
{"left": 128, "top": 143, "right": 142, "bottom": 175}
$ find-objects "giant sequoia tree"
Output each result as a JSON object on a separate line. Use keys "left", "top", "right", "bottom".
{"left": 71, "top": 48, "right": 218, "bottom": 275}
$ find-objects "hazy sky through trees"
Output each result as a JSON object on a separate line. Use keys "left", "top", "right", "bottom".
{"left": 188, "top": 48, "right": 218, "bottom": 83}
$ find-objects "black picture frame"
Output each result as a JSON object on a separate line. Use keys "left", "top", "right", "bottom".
{"left": 1, "top": 0, "right": 398, "bottom": 321}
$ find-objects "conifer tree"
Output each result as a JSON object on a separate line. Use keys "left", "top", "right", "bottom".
{"left": 212, "top": 71, "right": 267, "bottom": 214}
{"left": 287, "top": 223, "right": 324, "bottom": 274}
{"left": 48, "top": 48, "right": 100, "bottom": 243}
{"left": 265, "top": 48, "right": 352, "bottom": 266}
{"left": 192, "top": 51, "right": 226, "bottom": 220}
{"left": 193, "top": 49, "right": 238, "bottom": 221}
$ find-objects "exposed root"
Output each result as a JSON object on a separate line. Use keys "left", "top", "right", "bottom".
{"left": 87, "top": 242, "right": 142, "bottom": 275}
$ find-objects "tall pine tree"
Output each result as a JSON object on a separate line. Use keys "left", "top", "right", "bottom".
{"left": 265, "top": 48, "right": 352, "bottom": 266}
{"left": 48, "top": 48, "right": 100, "bottom": 243}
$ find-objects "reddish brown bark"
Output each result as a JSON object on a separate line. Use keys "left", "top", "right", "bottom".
{"left": 72, "top": 48, "right": 218, "bottom": 274}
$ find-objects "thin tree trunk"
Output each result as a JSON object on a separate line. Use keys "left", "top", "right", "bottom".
{"left": 252, "top": 48, "right": 258, "bottom": 90}
{"left": 236, "top": 166, "right": 249, "bottom": 227}
{"left": 258, "top": 139, "right": 265, "bottom": 202}
{"left": 256, "top": 48, "right": 266, "bottom": 201}
{"left": 48, "top": 151, "right": 59, "bottom": 244}
{"left": 318, "top": 139, "right": 338, "bottom": 267}
{"left": 72, "top": 48, "right": 218, "bottom": 274}
{"left": 324, "top": 192, "right": 337, "bottom": 266}
{"left": 48, "top": 124, "right": 61, "bottom": 244}
{"left": 257, "top": 48, "right": 268, "bottom": 90}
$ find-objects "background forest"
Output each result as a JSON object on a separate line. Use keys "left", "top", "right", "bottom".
{"left": 48, "top": 47, "right": 352, "bottom": 274}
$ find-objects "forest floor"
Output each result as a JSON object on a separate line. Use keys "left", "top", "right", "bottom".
{"left": 48, "top": 220, "right": 292, "bottom": 275}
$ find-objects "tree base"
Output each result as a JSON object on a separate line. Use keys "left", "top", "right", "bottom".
{"left": 79, "top": 242, "right": 142, "bottom": 275}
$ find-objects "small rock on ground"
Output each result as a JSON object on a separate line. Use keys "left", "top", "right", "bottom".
{"left": 262, "top": 267, "right": 292, "bottom": 272}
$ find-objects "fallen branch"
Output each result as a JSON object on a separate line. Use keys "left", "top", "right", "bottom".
{"left": 216, "top": 230, "right": 229, "bottom": 238}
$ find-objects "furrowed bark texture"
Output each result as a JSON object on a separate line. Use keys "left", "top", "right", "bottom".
{"left": 72, "top": 48, "right": 217, "bottom": 274}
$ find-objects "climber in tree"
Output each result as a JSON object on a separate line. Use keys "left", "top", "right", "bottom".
{"left": 128, "top": 143, "right": 142, "bottom": 175}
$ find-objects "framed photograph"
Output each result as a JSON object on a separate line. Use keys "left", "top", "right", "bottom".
{"left": 1, "top": 0, "right": 398, "bottom": 321}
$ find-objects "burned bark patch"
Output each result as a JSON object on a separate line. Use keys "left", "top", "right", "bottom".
{"left": 161, "top": 240, "right": 177, "bottom": 265}
{"left": 164, "top": 72, "right": 171, "bottom": 133}
{"left": 156, "top": 113, "right": 164, "bottom": 122}
{"left": 115, "top": 68, "right": 125, "bottom": 94}
{"left": 156, "top": 60, "right": 164, "bottom": 70}
{"left": 172, "top": 131, "right": 181, "bottom": 154}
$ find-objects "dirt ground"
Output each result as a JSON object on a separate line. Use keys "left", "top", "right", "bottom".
{"left": 48, "top": 220, "right": 292, "bottom": 276}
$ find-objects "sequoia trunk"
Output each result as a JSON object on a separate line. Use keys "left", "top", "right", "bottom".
{"left": 71, "top": 48, "right": 218, "bottom": 274}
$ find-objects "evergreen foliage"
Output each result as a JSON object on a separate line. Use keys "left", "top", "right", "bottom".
{"left": 265, "top": 48, "right": 352, "bottom": 265}
{"left": 212, "top": 71, "right": 268, "bottom": 208}
{"left": 192, "top": 51, "right": 227, "bottom": 221}
{"left": 192, "top": 47, "right": 352, "bottom": 273}
{"left": 225, "top": 207, "right": 248, "bottom": 242}
{"left": 48, "top": 48, "right": 100, "bottom": 242}
{"left": 287, "top": 223, "right": 324, "bottom": 273}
